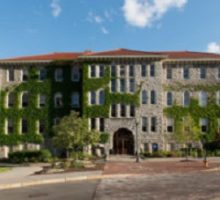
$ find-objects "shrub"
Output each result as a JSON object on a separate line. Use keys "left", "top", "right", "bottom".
{"left": 99, "top": 133, "right": 110, "bottom": 144}
{"left": 8, "top": 150, "right": 52, "bottom": 163}
{"left": 70, "top": 152, "right": 93, "bottom": 161}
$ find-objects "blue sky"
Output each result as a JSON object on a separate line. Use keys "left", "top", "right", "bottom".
{"left": 0, "top": 0, "right": 220, "bottom": 58}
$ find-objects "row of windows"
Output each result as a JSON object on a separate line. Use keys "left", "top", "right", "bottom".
{"left": 166, "top": 66, "right": 220, "bottom": 80}
{"left": 111, "top": 104, "right": 135, "bottom": 118}
{"left": 88, "top": 90, "right": 105, "bottom": 105}
{"left": 5, "top": 92, "right": 80, "bottom": 108}
{"left": 88, "top": 64, "right": 156, "bottom": 78}
{"left": 6, "top": 68, "right": 80, "bottom": 82}
{"left": 166, "top": 91, "right": 220, "bottom": 107}
{"left": 89, "top": 118, "right": 105, "bottom": 132}
{"left": 111, "top": 79, "right": 135, "bottom": 93}
{"left": 142, "top": 117, "right": 157, "bottom": 132}
{"left": 141, "top": 90, "right": 157, "bottom": 105}
{"left": 4, "top": 119, "right": 45, "bottom": 134}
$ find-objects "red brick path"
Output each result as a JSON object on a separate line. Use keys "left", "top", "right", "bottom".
{"left": 103, "top": 160, "right": 220, "bottom": 175}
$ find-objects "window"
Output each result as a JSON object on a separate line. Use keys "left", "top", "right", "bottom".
{"left": 199, "top": 91, "right": 207, "bottom": 107}
{"left": 141, "top": 65, "right": 147, "bottom": 77}
{"left": 54, "top": 117, "right": 61, "bottom": 125}
{"left": 119, "top": 65, "right": 125, "bottom": 77}
{"left": 55, "top": 69, "right": 63, "bottom": 82}
{"left": 120, "top": 104, "right": 126, "bottom": 117}
{"left": 152, "top": 143, "right": 158, "bottom": 152}
{"left": 217, "top": 91, "right": 220, "bottom": 105}
{"left": 39, "top": 69, "right": 47, "bottom": 81}
{"left": 166, "top": 67, "right": 172, "bottom": 79}
{"left": 151, "top": 117, "right": 157, "bottom": 132}
{"left": 129, "top": 79, "right": 135, "bottom": 93}
{"left": 167, "top": 92, "right": 173, "bottom": 106}
{"left": 111, "top": 104, "right": 117, "bottom": 117}
{"left": 142, "top": 117, "right": 148, "bottom": 132}
{"left": 111, "top": 79, "right": 117, "bottom": 92}
{"left": 183, "top": 91, "right": 190, "bottom": 106}
{"left": 150, "top": 64, "right": 155, "bottom": 77}
{"left": 90, "top": 91, "right": 96, "bottom": 105}
{"left": 7, "top": 119, "right": 13, "bottom": 134}
{"left": 150, "top": 90, "right": 157, "bottom": 104}
{"left": 200, "top": 118, "right": 208, "bottom": 132}
{"left": 218, "top": 67, "right": 220, "bottom": 79}
{"left": 54, "top": 93, "right": 63, "bottom": 107}
{"left": 22, "top": 119, "right": 28, "bottom": 133}
{"left": 39, "top": 94, "right": 46, "bottom": 107}
{"left": 99, "top": 118, "right": 105, "bottom": 132}
{"left": 22, "top": 92, "right": 29, "bottom": 108}
{"left": 71, "top": 92, "right": 80, "bottom": 107}
{"left": 130, "top": 105, "right": 135, "bottom": 117}
{"left": 167, "top": 118, "right": 174, "bottom": 133}
{"left": 120, "top": 79, "right": 126, "bottom": 92}
{"left": 91, "top": 118, "right": 96, "bottom": 130}
{"left": 200, "top": 67, "right": 206, "bottom": 79}
{"left": 111, "top": 65, "right": 116, "bottom": 77}
{"left": 183, "top": 67, "right": 190, "bottom": 79}
{"left": 22, "top": 69, "right": 28, "bottom": 81}
{"left": 142, "top": 90, "right": 148, "bottom": 104}
{"left": 39, "top": 120, "right": 45, "bottom": 133}
{"left": 8, "top": 92, "right": 15, "bottom": 107}
{"left": 90, "top": 65, "right": 96, "bottom": 77}
{"left": 7, "top": 69, "right": 14, "bottom": 82}
{"left": 99, "top": 90, "right": 105, "bottom": 105}
{"left": 99, "top": 65, "right": 105, "bottom": 77}
{"left": 129, "top": 65, "right": 134, "bottom": 77}
{"left": 72, "top": 67, "right": 80, "bottom": 81}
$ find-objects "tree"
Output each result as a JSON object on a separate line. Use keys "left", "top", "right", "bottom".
{"left": 53, "top": 111, "right": 100, "bottom": 158}
{"left": 173, "top": 114, "right": 201, "bottom": 160}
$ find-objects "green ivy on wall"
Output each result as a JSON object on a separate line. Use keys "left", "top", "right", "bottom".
{"left": 82, "top": 63, "right": 140, "bottom": 118}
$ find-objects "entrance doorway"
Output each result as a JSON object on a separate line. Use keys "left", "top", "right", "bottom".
{"left": 113, "top": 128, "right": 134, "bottom": 155}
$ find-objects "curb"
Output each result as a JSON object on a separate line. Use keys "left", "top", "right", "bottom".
{"left": 0, "top": 174, "right": 138, "bottom": 191}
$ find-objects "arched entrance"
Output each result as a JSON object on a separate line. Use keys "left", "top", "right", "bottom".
{"left": 113, "top": 128, "right": 134, "bottom": 155}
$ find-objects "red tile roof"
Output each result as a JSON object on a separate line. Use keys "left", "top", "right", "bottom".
{"left": 1, "top": 48, "right": 220, "bottom": 62}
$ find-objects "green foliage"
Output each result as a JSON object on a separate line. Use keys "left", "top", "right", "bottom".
{"left": 164, "top": 99, "right": 220, "bottom": 142}
{"left": 99, "top": 133, "right": 110, "bottom": 144}
{"left": 53, "top": 111, "right": 100, "bottom": 153}
{"left": 8, "top": 149, "right": 52, "bottom": 163}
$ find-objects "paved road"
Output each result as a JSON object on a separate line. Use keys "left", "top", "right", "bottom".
{"left": 0, "top": 180, "right": 99, "bottom": 200}
{"left": 95, "top": 171, "right": 220, "bottom": 200}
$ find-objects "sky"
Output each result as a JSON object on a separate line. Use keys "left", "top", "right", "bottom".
{"left": 0, "top": 0, "right": 220, "bottom": 58}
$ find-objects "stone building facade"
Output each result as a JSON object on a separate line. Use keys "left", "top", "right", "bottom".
{"left": 0, "top": 49, "right": 220, "bottom": 157}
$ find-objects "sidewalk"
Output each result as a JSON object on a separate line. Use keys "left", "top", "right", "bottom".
{"left": 0, "top": 165, "right": 103, "bottom": 190}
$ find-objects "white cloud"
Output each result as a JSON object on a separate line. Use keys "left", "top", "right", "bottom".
{"left": 122, "top": 0, "right": 187, "bottom": 28}
{"left": 101, "top": 27, "right": 109, "bottom": 34}
{"left": 50, "top": 0, "right": 62, "bottom": 18}
{"left": 87, "top": 12, "right": 103, "bottom": 24}
{"left": 207, "top": 42, "right": 220, "bottom": 53}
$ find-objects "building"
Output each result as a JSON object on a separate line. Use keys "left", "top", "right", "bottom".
{"left": 0, "top": 48, "right": 220, "bottom": 158}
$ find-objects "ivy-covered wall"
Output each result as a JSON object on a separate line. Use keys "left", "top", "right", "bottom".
{"left": 164, "top": 82, "right": 220, "bottom": 141}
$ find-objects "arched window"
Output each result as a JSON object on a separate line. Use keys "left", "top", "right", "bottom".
{"left": 167, "top": 92, "right": 173, "bottom": 106}
{"left": 151, "top": 90, "right": 157, "bottom": 104}
{"left": 183, "top": 91, "right": 190, "bottom": 106}
{"left": 54, "top": 93, "right": 63, "bottom": 107}
{"left": 39, "top": 69, "right": 47, "bottom": 81}
{"left": 22, "top": 92, "right": 29, "bottom": 108}
{"left": 142, "top": 90, "right": 148, "bottom": 104}
{"left": 71, "top": 92, "right": 80, "bottom": 107}
{"left": 8, "top": 92, "right": 15, "bottom": 107}
{"left": 21, "top": 69, "right": 28, "bottom": 81}
{"left": 55, "top": 69, "right": 63, "bottom": 82}
{"left": 199, "top": 91, "right": 207, "bottom": 107}
{"left": 72, "top": 67, "right": 80, "bottom": 81}
{"left": 99, "top": 90, "right": 105, "bottom": 105}
{"left": 90, "top": 91, "right": 96, "bottom": 105}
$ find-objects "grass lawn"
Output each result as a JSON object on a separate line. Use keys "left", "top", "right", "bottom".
{"left": 0, "top": 167, "right": 11, "bottom": 173}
